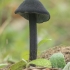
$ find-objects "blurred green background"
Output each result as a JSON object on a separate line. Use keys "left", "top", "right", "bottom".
{"left": 0, "top": 0, "right": 70, "bottom": 62}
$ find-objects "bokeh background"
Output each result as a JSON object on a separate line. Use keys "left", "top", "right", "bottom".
{"left": 0, "top": 0, "right": 70, "bottom": 62}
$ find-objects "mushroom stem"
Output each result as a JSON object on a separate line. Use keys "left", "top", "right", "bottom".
{"left": 29, "top": 13, "right": 37, "bottom": 60}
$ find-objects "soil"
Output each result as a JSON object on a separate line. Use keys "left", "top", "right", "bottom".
{"left": 39, "top": 46, "right": 70, "bottom": 63}
{"left": 0, "top": 46, "right": 70, "bottom": 70}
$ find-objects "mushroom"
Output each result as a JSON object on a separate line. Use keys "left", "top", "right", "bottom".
{"left": 15, "top": 0, "right": 50, "bottom": 61}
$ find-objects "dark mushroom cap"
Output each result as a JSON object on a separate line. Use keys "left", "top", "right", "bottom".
{"left": 15, "top": 0, "right": 50, "bottom": 23}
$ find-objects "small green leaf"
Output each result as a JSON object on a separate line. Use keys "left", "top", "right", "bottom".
{"left": 9, "top": 59, "right": 27, "bottom": 70}
{"left": 50, "top": 52, "right": 66, "bottom": 68}
{"left": 21, "top": 51, "right": 29, "bottom": 60}
{"left": 27, "top": 59, "right": 52, "bottom": 68}
{"left": 38, "top": 39, "right": 52, "bottom": 47}
{"left": 0, "top": 63, "right": 8, "bottom": 68}
{"left": 63, "top": 62, "right": 70, "bottom": 70}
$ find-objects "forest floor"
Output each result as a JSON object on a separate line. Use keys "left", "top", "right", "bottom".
{"left": 0, "top": 46, "right": 70, "bottom": 70}
{"left": 40, "top": 46, "right": 70, "bottom": 63}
